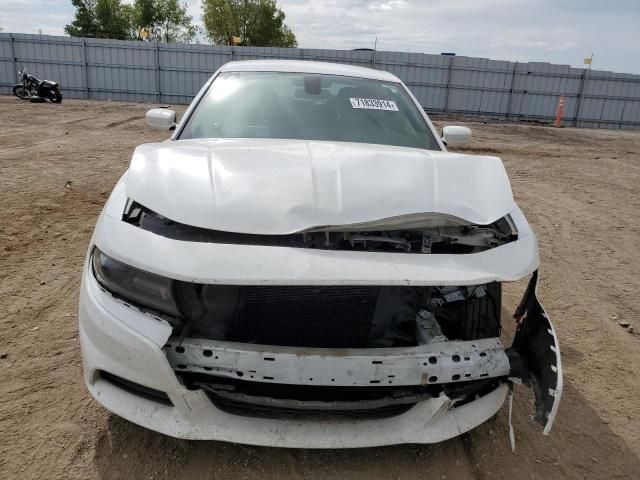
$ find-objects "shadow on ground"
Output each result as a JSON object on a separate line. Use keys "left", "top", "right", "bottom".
{"left": 94, "top": 381, "right": 640, "bottom": 480}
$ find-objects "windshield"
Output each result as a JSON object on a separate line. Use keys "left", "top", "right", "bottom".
{"left": 179, "top": 72, "right": 440, "bottom": 150}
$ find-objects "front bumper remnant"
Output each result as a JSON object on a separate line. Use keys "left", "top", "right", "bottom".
{"left": 80, "top": 227, "right": 562, "bottom": 444}
{"left": 510, "top": 270, "right": 563, "bottom": 434}
{"left": 164, "top": 337, "right": 510, "bottom": 387}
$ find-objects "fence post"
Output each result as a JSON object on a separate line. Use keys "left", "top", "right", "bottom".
{"left": 155, "top": 41, "right": 160, "bottom": 103}
{"left": 443, "top": 55, "right": 453, "bottom": 114}
{"left": 505, "top": 62, "right": 517, "bottom": 121}
{"left": 82, "top": 39, "right": 89, "bottom": 99}
{"left": 619, "top": 101, "right": 627, "bottom": 130}
{"left": 573, "top": 69, "right": 587, "bottom": 127}
{"left": 9, "top": 33, "right": 17, "bottom": 80}
{"left": 554, "top": 96, "right": 565, "bottom": 127}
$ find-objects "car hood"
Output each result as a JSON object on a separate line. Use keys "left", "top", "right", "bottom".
{"left": 126, "top": 138, "right": 515, "bottom": 235}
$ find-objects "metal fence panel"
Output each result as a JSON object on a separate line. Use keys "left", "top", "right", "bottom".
{"left": 85, "top": 39, "right": 156, "bottom": 102}
{"left": 1, "top": 33, "right": 639, "bottom": 129}
{"left": 0, "top": 36, "right": 14, "bottom": 88}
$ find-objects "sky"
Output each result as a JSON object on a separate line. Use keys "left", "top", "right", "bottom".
{"left": 1, "top": 0, "right": 639, "bottom": 74}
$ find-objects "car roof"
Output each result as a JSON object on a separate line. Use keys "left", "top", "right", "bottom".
{"left": 220, "top": 60, "right": 400, "bottom": 82}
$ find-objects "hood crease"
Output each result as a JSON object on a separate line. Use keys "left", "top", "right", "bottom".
{"left": 126, "top": 139, "right": 515, "bottom": 235}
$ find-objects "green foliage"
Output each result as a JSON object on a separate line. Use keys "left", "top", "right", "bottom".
{"left": 66, "top": 0, "right": 196, "bottom": 43}
{"left": 134, "top": 0, "right": 157, "bottom": 31}
{"left": 65, "top": 0, "right": 99, "bottom": 38}
{"left": 133, "top": 0, "right": 197, "bottom": 43}
{"left": 65, "top": 0, "right": 134, "bottom": 40}
{"left": 202, "top": 0, "right": 297, "bottom": 47}
{"left": 154, "top": 0, "right": 197, "bottom": 42}
{"left": 95, "top": 0, "right": 135, "bottom": 40}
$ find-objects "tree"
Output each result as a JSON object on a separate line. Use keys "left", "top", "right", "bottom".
{"left": 65, "top": 0, "right": 99, "bottom": 38}
{"left": 65, "top": 0, "right": 135, "bottom": 40}
{"left": 95, "top": 0, "right": 135, "bottom": 39}
{"left": 133, "top": 0, "right": 196, "bottom": 43}
{"left": 66, "top": 0, "right": 195, "bottom": 42}
{"left": 134, "top": 0, "right": 157, "bottom": 33}
{"left": 154, "top": 0, "right": 197, "bottom": 43}
{"left": 201, "top": 0, "right": 297, "bottom": 47}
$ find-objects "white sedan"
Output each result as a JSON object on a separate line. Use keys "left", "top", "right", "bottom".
{"left": 79, "top": 60, "right": 562, "bottom": 447}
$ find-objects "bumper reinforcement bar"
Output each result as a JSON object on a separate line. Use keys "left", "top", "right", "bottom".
{"left": 164, "top": 337, "right": 510, "bottom": 387}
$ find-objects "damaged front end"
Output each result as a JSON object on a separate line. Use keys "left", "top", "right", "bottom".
{"left": 84, "top": 139, "right": 562, "bottom": 442}
{"left": 80, "top": 67, "right": 562, "bottom": 445}
{"left": 122, "top": 200, "right": 519, "bottom": 255}
{"left": 92, "top": 232, "right": 561, "bottom": 432}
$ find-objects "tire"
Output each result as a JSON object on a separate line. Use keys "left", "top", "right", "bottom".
{"left": 47, "top": 88, "right": 62, "bottom": 103}
{"left": 13, "top": 85, "right": 30, "bottom": 100}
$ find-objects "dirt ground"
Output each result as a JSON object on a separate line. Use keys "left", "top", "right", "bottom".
{"left": 1, "top": 96, "right": 639, "bottom": 480}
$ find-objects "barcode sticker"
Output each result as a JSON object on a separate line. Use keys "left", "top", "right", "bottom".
{"left": 421, "top": 232, "right": 432, "bottom": 253}
{"left": 350, "top": 98, "right": 398, "bottom": 111}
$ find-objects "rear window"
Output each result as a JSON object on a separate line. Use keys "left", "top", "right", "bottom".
{"left": 179, "top": 72, "right": 440, "bottom": 150}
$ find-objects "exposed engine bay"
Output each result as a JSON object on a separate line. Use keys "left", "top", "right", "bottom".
{"left": 168, "top": 282, "right": 502, "bottom": 349}
{"left": 92, "top": 211, "right": 559, "bottom": 431}
{"left": 157, "top": 280, "right": 506, "bottom": 418}
{"left": 91, "top": 245, "right": 519, "bottom": 420}
{"left": 123, "top": 201, "right": 518, "bottom": 254}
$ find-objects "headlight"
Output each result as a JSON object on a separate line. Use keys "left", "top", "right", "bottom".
{"left": 91, "top": 248, "right": 182, "bottom": 317}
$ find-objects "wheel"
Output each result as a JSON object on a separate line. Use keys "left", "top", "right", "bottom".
{"left": 47, "top": 88, "right": 62, "bottom": 103}
{"left": 13, "top": 85, "right": 30, "bottom": 100}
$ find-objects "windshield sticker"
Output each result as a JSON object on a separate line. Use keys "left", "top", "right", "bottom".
{"left": 350, "top": 98, "right": 398, "bottom": 111}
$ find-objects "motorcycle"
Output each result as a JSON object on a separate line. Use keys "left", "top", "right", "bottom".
{"left": 13, "top": 67, "right": 62, "bottom": 103}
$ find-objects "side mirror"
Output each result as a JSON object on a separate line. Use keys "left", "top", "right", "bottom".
{"left": 442, "top": 126, "right": 472, "bottom": 148}
{"left": 146, "top": 108, "right": 176, "bottom": 130}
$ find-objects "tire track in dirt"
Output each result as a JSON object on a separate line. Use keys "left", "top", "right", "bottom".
{"left": 105, "top": 116, "right": 140, "bottom": 128}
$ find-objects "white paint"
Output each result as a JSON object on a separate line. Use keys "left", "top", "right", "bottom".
{"left": 508, "top": 389, "right": 516, "bottom": 452}
{"left": 95, "top": 209, "right": 539, "bottom": 286}
{"left": 442, "top": 125, "right": 472, "bottom": 147}
{"left": 97, "top": 171, "right": 539, "bottom": 287}
{"left": 219, "top": 59, "right": 400, "bottom": 82}
{"left": 126, "top": 139, "right": 515, "bottom": 235}
{"left": 78, "top": 60, "right": 556, "bottom": 445}
{"left": 145, "top": 108, "right": 176, "bottom": 130}
{"left": 80, "top": 273, "right": 509, "bottom": 446}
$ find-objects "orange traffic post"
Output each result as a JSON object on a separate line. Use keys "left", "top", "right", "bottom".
{"left": 554, "top": 95, "right": 565, "bottom": 127}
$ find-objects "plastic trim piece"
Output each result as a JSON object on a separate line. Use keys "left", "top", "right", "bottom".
{"left": 511, "top": 271, "right": 563, "bottom": 435}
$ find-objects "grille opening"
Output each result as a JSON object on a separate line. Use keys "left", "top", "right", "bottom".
{"left": 233, "top": 285, "right": 380, "bottom": 348}
{"left": 178, "top": 283, "right": 502, "bottom": 349}
{"left": 99, "top": 371, "right": 173, "bottom": 406}
{"left": 177, "top": 373, "right": 502, "bottom": 419}
{"left": 209, "top": 396, "right": 416, "bottom": 419}
{"left": 180, "top": 373, "right": 435, "bottom": 419}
